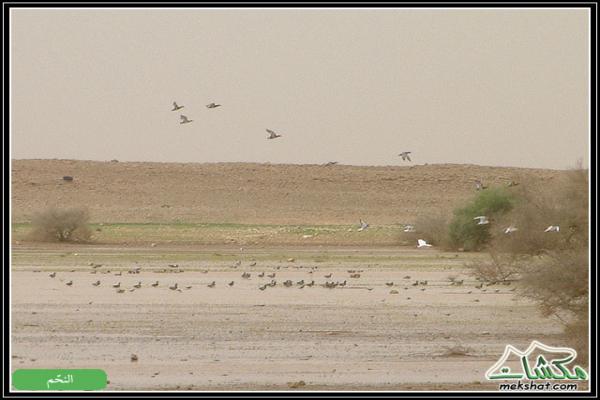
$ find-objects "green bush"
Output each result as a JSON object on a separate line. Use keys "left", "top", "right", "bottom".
{"left": 448, "top": 187, "right": 515, "bottom": 251}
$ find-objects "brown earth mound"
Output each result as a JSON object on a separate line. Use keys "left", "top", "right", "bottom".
{"left": 11, "top": 159, "right": 564, "bottom": 225}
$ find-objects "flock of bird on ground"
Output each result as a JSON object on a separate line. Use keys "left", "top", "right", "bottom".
{"left": 170, "top": 101, "right": 562, "bottom": 248}
{"left": 49, "top": 259, "right": 517, "bottom": 296}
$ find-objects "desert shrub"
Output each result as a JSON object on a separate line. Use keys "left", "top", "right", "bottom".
{"left": 413, "top": 211, "right": 450, "bottom": 248}
{"left": 467, "top": 250, "right": 523, "bottom": 284}
{"left": 448, "top": 187, "right": 515, "bottom": 251}
{"left": 519, "top": 250, "right": 588, "bottom": 319}
{"left": 490, "top": 168, "right": 589, "bottom": 255}
{"left": 29, "top": 207, "right": 92, "bottom": 243}
{"left": 500, "top": 165, "right": 589, "bottom": 363}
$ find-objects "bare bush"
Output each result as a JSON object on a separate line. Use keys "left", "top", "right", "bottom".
{"left": 29, "top": 207, "right": 92, "bottom": 243}
{"left": 414, "top": 211, "right": 451, "bottom": 249}
{"left": 467, "top": 251, "right": 522, "bottom": 284}
{"left": 496, "top": 164, "right": 589, "bottom": 361}
{"left": 491, "top": 167, "right": 588, "bottom": 255}
{"left": 519, "top": 250, "right": 588, "bottom": 320}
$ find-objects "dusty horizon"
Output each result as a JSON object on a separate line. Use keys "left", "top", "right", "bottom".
{"left": 11, "top": 8, "right": 590, "bottom": 169}
{"left": 10, "top": 157, "right": 584, "bottom": 171}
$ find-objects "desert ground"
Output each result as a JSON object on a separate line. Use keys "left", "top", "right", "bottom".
{"left": 10, "top": 160, "right": 581, "bottom": 391}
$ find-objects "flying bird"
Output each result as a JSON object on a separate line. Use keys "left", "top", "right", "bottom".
{"left": 417, "top": 239, "right": 432, "bottom": 248}
{"left": 504, "top": 225, "right": 518, "bottom": 234}
{"left": 180, "top": 115, "right": 193, "bottom": 124}
{"left": 206, "top": 103, "right": 221, "bottom": 109}
{"left": 398, "top": 152, "right": 412, "bottom": 161}
{"left": 544, "top": 225, "right": 560, "bottom": 233}
{"left": 474, "top": 216, "right": 490, "bottom": 225}
{"left": 358, "top": 219, "right": 369, "bottom": 232}
{"left": 403, "top": 225, "right": 416, "bottom": 233}
{"left": 172, "top": 102, "right": 184, "bottom": 111}
{"left": 266, "top": 129, "right": 282, "bottom": 139}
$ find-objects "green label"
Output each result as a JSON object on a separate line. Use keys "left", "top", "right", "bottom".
{"left": 12, "top": 369, "right": 107, "bottom": 391}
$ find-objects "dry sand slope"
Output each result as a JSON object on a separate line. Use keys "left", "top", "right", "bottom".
{"left": 11, "top": 159, "right": 564, "bottom": 224}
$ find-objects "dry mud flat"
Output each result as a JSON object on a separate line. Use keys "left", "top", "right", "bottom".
{"left": 11, "top": 245, "right": 575, "bottom": 392}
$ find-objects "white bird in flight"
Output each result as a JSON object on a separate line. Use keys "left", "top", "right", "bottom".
{"left": 206, "top": 102, "right": 221, "bottom": 109}
{"left": 417, "top": 239, "right": 432, "bottom": 248}
{"left": 398, "top": 151, "right": 412, "bottom": 161}
{"left": 358, "top": 219, "right": 369, "bottom": 231}
{"left": 180, "top": 115, "right": 193, "bottom": 124}
{"left": 403, "top": 225, "right": 416, "bottom": 233}
{"left": 172, "top": 102, "right": 184, "bottom": 111}
{"left": 474, "top": 216, "right": 490, "bottom": 225}
{"left": 266, "top": 129, "right": 282, "bottom": 139}
{"left": 504, "top": 225, "right": 518, "bottom": 234}
{"left": 544, "top": 225, "right": 560, "bottom": 233}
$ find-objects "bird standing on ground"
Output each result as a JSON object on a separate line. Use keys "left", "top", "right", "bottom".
{"left": 65, "top": 280, "right": 73, "bottom": 286}
{"left": 206, "top": 102, "right": 221, "bottom": 109}
{"left": 172, "top": 102, "right": 184, "bottom": 111}
{"left": 545, "top": 225, "right": 560, "bottom": 233}
{"left": 266, "top": 129, "right": 282, "bottom": 139}
{"left": 49, "top": 272, "right": 56, "bottom": 278}
{"left": 169, "top": 283, "right": 178, "bottom": 290}
{"left": 151, "top": 281, "right": 159, "bottom": 287}
{"left": 398, "top": 151, "right": 412, "bottom": 161}
{"left": 112, "top": 282, "right": 121, "bottom": 288}
{"left": 92, "top": 280, "right": 100, "bottom": 286}
{"left": 207, "top": 281, "right": 216, "bottom": 288}
{"left": 474, "top": 180, "right": 488, "bottom": 191}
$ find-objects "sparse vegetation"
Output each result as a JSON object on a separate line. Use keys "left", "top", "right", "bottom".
{"left": 467, "top": 251, "right": 522, "bottom": 284}
{"left": 448, "top": 187, "right": 515, "bottom": 251}
{"left": 28, "top": 207, "right": 92, "bottom": 243}
{"left": 413, "top": 211, "right": 451, "bottom": 248}
{"left": 463, "top": 166, "right": 589, "bottom": 362}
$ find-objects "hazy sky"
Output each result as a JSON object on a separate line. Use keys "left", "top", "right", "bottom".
{"left": 11, "top": 8, "right": 589, "bottom": 169}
